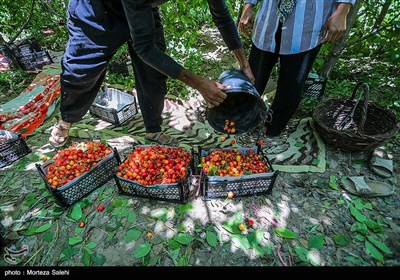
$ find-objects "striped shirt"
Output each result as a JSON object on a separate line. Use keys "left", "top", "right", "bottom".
{"left": 245, "top": 0, "right": 356, "bottom": 54}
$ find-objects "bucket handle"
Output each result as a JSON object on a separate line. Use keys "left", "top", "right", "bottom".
{"left": 346, "top": 82, "right": 369, "bottom": 135}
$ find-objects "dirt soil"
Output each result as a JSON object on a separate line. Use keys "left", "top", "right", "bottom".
{"left": 0, "top": 28, "right": 399, "bottom": 269}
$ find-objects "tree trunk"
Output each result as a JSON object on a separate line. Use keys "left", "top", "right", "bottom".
{"left": 317, "top": 0, "right": 362, "bottom": 79}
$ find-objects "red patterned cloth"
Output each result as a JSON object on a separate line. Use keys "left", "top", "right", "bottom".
{"left": 0, "top": 64, "right": 61, "bottom": 137}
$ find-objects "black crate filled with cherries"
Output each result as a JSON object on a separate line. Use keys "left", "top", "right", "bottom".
{"left": 0, "top": 130, "right": 31, "bottom": 169}
{"left": 115, "top": 145, "right": 193, "bottom": 203}
{"left": 197, "top": 146, "right": 278, "bottom": 200}
{"left": 36, "top": 141, "right": 120, "bottom": 208}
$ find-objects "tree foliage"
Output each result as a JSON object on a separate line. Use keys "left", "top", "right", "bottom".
{"left": 0, "top": 0, "right": 399, "bottom": 116}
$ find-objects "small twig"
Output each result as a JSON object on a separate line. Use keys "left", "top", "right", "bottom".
{"left": 24, "top": 246, "right": 44, "bottom": 266}
{"left": 277, "top": 243, "right": 288, "bottom": 267}
{"left": 40, "top": 220, "right": 59, "bottom": 265}
{"left": 251, "top": 203, "right": 280, "bottom": 227}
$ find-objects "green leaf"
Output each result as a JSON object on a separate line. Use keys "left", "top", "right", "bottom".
{"left": 60, "top": 247, "right": 79, "bottom": 261}
{"left": 177, "top": 224, "right": 186, "bottom": 233}
{"left": 364, "top": 219, "right": 382, "bottom": 233}
{"left": 85, "top": 242, "right": 97, "bottom": 249}
{"left": 177, "top": 257, "right": 187, "bottom": 266}
{"left": 363, "top": 202, "right": 373, "bottom": 210}
{"left": 151, "top": 208, "right": 169, "bottom": 222}
{"left": 235, "top": 212, "right": 243, "bottom": 222}
{"left": 294, "top": 246, "right": 308, "bottom": 262}
{"left": 231, "top": 235, "right": 251, "bottom": 251}
{"left": 208, "top": 166, "right": 218, "bottom": 176}
{"left": 112, "top": 199, "right": 123, "bottom": 208}
{"left": 354, "top": 234, "right": 365, "bottom": 242}
{"left": 23, "top": 193, "right": 38, "bottom": 206}
{"left": 168, "top": 248, "right": 180, "bottom": 260}
{"left": 50, "top": 207, "right": 63, "bottom": 217}
{"left": 365, "top": 240, "right": 384, "bottom": 263}
{"left": 82, "top": 248, "right": 91, "bottom": 266}
{"left": 133, "top": 243, "right": 152, "bottom": 258}
{"left": 366, "top": 236, "right": 393, "bottom": 255}
{"left": 252, "top": 243, "right": 265, "bottom": 257}
{"left": 294, "top": 142, "right": 305, "bottom": 147}
{"left": 174, "top": 233, "right": 195, "bottom": 245}
{"left": 353, "top": 199, "right": 364, "bottom": 210}
{"left": 264, "top": 244, "right": 272, "bottom": 255}
{"left": 274, "top": 227, "right": 299, "bottom": 239}
{"left": 25, "top": 223, "right": 53, "bottom": 236}
{"left": 75, "top": 226, "right": 85, "bottom": 235}
{"left": 127, "top": 211, "right": 137, "bottom": 223}
{"left": 334, "top": 234, "right": 350, "bottom": 246}
{"left": 350, "top": 222, "right": 368, "bottom": 235}
{"left": 307, "top": 224, "right": 318, "bottom": 234}
{"left": 43, "top": 231, "right": 54, "bottom": 242}
{"left": 123, "top": 228, "right": 142, "bottom": 243}
{"left": 166, "top": 240, "right": 182, "bottom": 250}
{"left": 308, "top": 235, "right": 325, "bottom": 250}
{"left": 92, "top": 254, "right": 106, "bottom": 266}
{"left": 311, "top": 159, "right": 320, "bottom": 165}
{"left": 222, "top": 220, "right": 241, "bottom": 234}
{"left": 176, "top": 203, "right": 193, "bottom": 216}
{"left": 206, "top": 231, "right": 218, "bottom": 247}
{"left": 344, "top": 256, "right": 367, "bottom": 265}
{"left": 70, "top": 204, "right": 83, "bottom": 221}
{"left": 69, "top": 236, "right": 83, "bottom": 246}
{"left": 337, "top": 199, "right": 345, "bottom": 205}
{"left": 349, "top": 205, "right": 367, "bottom": 223}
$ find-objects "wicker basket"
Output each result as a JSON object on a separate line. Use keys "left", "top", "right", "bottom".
{"left": 312, "top": 82, "right": 400, "bottom": 152}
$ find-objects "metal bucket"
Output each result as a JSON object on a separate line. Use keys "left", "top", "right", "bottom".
{"left": 206, "top": 69, "right": 268, "bottom": 134}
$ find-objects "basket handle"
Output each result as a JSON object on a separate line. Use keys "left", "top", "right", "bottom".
{"left": 348, "top": 82, "right": 369, "bottom": 135}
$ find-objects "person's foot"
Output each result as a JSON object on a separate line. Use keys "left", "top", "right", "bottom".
{"left": 145, "top": 132, "right": 179, "bottom": 146}
{"left": 49, "top": 119, "right": 71, "bottom": 148}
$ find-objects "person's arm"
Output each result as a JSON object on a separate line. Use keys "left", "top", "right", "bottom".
{"left": 207, "top": 0, "right": 255, "bottom": 83}
{"left": 239, "top": 1, "right": 258, "bottom": 39}
{"left": 121, "top": 0, "right": 228, "bottom": 107}
{"left": 321, "top": 1, "right": 355, "bottom": 43}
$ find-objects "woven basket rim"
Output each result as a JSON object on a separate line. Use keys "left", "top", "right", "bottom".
{"left": 312, "top": 98, "right": 400, "bottom": 149}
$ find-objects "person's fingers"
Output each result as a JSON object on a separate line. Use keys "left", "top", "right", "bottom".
{"left": 215, "top": 82, "right": 230, "bottom": 93}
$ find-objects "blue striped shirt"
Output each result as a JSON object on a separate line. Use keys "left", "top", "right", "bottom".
{"left": 245, "top": 0, "right": 356, "bottom": 54}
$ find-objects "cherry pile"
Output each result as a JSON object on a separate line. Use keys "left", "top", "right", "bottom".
{"left": 46, "top": 141, "right": 113, "bottom": 188}
{"left": 200, "top": 148, "right": 269, "bottom": 176}
{"left": 117, "top": 145, "right": 191, "bottom": 186}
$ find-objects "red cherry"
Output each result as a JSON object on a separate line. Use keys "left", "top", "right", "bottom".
{"left": 79, "top": 221, "right": 85, "bottom": 228}
{"left": 247, "top": 219, "right": 255, "bottom": 227}
{"left": 97, "top": 205, "right": 105, "bottom": 212}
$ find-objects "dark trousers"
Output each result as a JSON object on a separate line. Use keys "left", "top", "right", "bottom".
{"left": 249, "top": 24, "right": 321, "bottom": 136}
{"left": 60, "top": 0, "right": 167, "bottom": 133}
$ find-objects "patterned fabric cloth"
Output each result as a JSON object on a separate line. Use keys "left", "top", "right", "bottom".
{"left": 277, "top": 0, "right": 297, "bottom": 23}
{"left": 244, "top": 0, "right": 356, "bottom": 54}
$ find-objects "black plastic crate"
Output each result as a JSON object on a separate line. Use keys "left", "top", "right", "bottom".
{"left": 303, "top": 74, "right": 327, "bottom": 99}
{"left": 36, "top": 147, "right": 121, "bottom": 208}
{"left": 0, "top": 132, "right": 31, "bottom": 169}
{"left": 0, "top": 38, "right": 52, "bottom": 71}
{"left": 115, "top": 172, "right": 191, "bottom": 204}
{"left": 197, "top": 146, "right": 278, "bottom": 200}
{"left": 89, "top": 88, "right": 138, "bottom": 126}
{"left": 114, "top": 145, "right": 193, "bottom": 203}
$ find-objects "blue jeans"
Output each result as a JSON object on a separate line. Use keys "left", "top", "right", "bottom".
{"left": 61, "top": 0, "right": 167, "bottom": 133}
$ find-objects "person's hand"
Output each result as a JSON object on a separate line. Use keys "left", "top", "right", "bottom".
{"left": 197, "top": 78, "right": 229, "bottom": 108}
{"left": 321, "top": 3, "right": 351, "bottom": 43}
{"left": 177, "top": 69, "right": 227, "bottom": 108}
{"left": 239, "top": 4, "right": 254, "bottom": 39}
{"left": 240, "top": 65, "right": 256, "bottom": 84}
